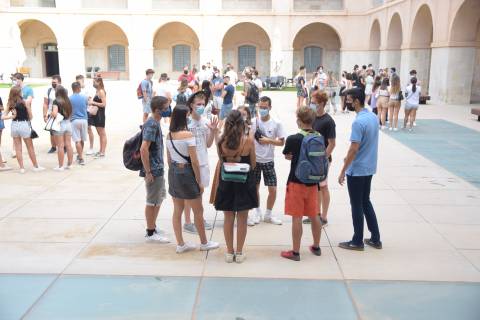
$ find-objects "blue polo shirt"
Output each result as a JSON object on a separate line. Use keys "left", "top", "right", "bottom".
{"left": 70, "top": 93, "right": 88, "bottom": 121}
{"left": 22, "top": 86, "right": 34, "bottom": 100}
{"left": 346, "top": 108, "right": 379, "bottom": 176}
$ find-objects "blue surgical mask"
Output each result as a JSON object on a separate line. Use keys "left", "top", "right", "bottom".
{"left": 196, "top": 105, "right": 205, "bottom": 116}
{"left": 309, "top": 103, "right": 317, "bottom": 111}
{"left": 259, "top": 109, "right": 269, "bottom": 117}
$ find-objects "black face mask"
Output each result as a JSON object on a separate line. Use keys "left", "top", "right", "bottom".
{"left": 346, "top": 102, "right": 355, "bottom": 111}
{"left": 52, "top": 83, "right": 57, "bottom": 89}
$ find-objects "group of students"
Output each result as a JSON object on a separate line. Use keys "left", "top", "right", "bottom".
{"left": 137, "top": 66, "right": 382, "bottom": 263}
{"left": 0, "top": 73, "right": 107, "bottom": 173}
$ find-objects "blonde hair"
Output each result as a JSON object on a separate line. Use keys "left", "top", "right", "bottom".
{"left": 296, "top": 106, "right": 316, "bottom": 125}
{"left": 390, "top": 74, "right": 401, "bottom": 95}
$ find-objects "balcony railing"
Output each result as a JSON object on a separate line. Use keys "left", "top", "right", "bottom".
{"left": 152, "top": 0, "right": 199, "bottom": 10}
{"left": 10, "top": 0, "right": 55, "bottom": 7}
{"left": 294, "top": 0, "right": 343, "bottom": 11}
{"left": 222, "top": 0, "right": 272, "bottom": 11}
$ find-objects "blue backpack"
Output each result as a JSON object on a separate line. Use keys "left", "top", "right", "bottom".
{"left": 295, "top": 130, "right": 329, "bottom": 184}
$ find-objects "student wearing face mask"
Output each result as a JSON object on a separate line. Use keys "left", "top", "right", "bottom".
{"left": 338, "top": 88, "right": 381, "bottom": 251}
{"left": 250, "top": 96, "right": 286, "bottom": 226}
{"left": 43, "top": 75, "right": 62, "bottom": 154}
{"left": 182, "top": 91, "right": 219, "bottom": 234}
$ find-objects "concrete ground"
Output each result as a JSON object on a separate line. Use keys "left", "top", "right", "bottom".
{"left": 0, "top": 81, "right": 479, "bottom": 319}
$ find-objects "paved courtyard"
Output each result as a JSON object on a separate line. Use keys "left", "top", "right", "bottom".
{"left": 0, "top": 82, "right": 479, "bottom": 319}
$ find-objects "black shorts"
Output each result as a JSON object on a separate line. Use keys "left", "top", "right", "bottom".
{"left": 91, "top": 108, "right": 106, "bottom": 128}
{"left": 254, "top": 162, "right": 277, "bottom": 187}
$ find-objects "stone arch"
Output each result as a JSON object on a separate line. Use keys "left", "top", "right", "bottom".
{"left": 369, "top": 19, "right": 381, "bottom": 69}
{"left": 386, "top": 13, "right": 403, "bottom": 72}
{"left": 292, "top": 22, "right": 341, "bottom": 77}
{"left": 83, "top": 21, "right": 130, "bottom": 80}
{"left": 17, "top": 19, "right": 59, "bottom": 78}
{"left": 153, "top": 22, "right": 200, "bottom": 77}
{"left": 410, "top": 4, "right": 434, "bottom": 93}
{"left": 222, "top": 22, "right": 271, "bottom": 76}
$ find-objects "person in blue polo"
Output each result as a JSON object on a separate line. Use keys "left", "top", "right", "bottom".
{"left": 338, "top": 87, "right": 382, "bottom": 251}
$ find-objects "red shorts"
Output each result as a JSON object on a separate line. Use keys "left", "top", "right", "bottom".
{"left": 285, "top": 182, "right": 319, "bottom": 217}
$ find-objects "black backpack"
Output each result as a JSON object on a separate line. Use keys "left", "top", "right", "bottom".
{"left": 246, "top": 82, "right": 259, "bottom": 104}
{"left": 123, "top": 126, "right": 155, "bottom": 171}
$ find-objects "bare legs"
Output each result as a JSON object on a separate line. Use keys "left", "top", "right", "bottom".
{"left": 388, "top": 101, "right": 401, "bottom": 129}
{"left": 291, "top": 215, "right": 321, "bottom": 252}
{"left": 95, "top": 127, "right": 107, "bottom": 154}
{"left": 319, "top": 186, "right": 330, "bottom": 222}
{"left": 13, "top": 137, "right": 39, "bottom": 169}
{"left": 145, "top": 204, "right": 161, "bottom": 230}
{"left": 55, "top": 134, "right": 73, "bottom": 168}
{"left": 173, "top": 197, "right": 208, "bottom": 246}
{"left": 223, "top": 211, "right": 248, "bottom": 254}
{"left": 88, "top": 125, "right": 94, "bottom": 150}
{"left": 404, "top": 108, "right": 417, "bottom": 129}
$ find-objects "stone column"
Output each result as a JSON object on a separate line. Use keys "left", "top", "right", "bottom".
{"left": 400, "top": 47, "right": 432, "bottom": 93}
{"left": 340, "top": 50, "right": 370, "bottom": 72}
{"left": 429, "top": 46, "right": 476, "bottom": 104}
{"left": 58, "top": 45, "right": 86, "bottom": 82}
{"left": 270, "top": 49, "right": 293, "bottom": 78}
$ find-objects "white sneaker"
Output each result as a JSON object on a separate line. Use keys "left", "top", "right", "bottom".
{"left": 264, "top": 215, "right": 283, "bottom": 225}
{"left": 247, "top": 217, "right": 255, "bottom": 226}
{"left": 176, "top": 242, "right": 197, "bottom": 254}
{"left": 0, "top": 166, "right": 12, "bottom": 172}
{"left": 145, "top": 233, "right": 170, "bottom": 243}
{"left": 389, "top": 127, "right": 393, "bottom": 131}
{"left": 393, "top": 128, "right": 398, "bottom": 132}
{"left": 65, "top": 165, "right": 73, "bottom": 170}
{"left": 381, "top": 126, "right": 386, "bottom": 130}
{"left": 19, "top": 168, "right": 26, "bottom": 174}
{"left": 33, "top": 166, "right": 45, "bottom": 172}
{"left": 413, "top": 121, "right": 417, "bottom": 127}
{"left": 235, "top": 253, "right": 246, "bottom": 263}
{"left": 253, "top": 210, "right": 262, "bottom": 224}
{"left": 86, "top": 149, "right": 95, "bottom": 156}
{"left": 155, "top": 227, "right": 166, "bottom": 235}
{"left": 200, "top": 241, "right": 219, "bottom": 251}
{"left": 53, "top": 166, "right": 64, "bottom": 172}
{"left": 225, "top": 253, "right": 235, "bottom": 263}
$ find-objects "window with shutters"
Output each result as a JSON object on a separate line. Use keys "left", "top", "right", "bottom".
{"left": 238, "top": 45, "right": 256, "bottom": 72}
{"left": 304, "top": 46, "right": 322, "bottom": 73}
{"left": 108, "top": 45, "right": 126, "bottom": 71}
{"left": 172, "top": 45, "right": 191, "bottom": 71}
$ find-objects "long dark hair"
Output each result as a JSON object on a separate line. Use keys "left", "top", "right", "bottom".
{"left": 219, "top": 110, "right": 245, "bottom": 151}
{"left": 94, "top": 77, "right": 105, "bottom": 92}
{"left": 372, "top": 76, "right": 382, "bottom": 93}
{"left": 55, "top": 85, "right": 72, "bottom": 119}
{"left": 410, "top": 77, "right": 417, "bottom": 93}
{"left": 201, "top": 80, "right": 212, "bottom": 101}
{"left": 380, "top": 78, "right": 389, "bottom": 90}
{"left": 169, "top": 105, "right": 189, "bottom": 133}
{"left": 7, "top": 86, "right": 23, "bottom": 110}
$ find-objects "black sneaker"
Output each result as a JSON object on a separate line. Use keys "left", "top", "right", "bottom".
{"left": 364, "top": 239, "right": 383, "bottom": 249}
{"left": 309, "top": 245, "right": 322, "bottom": 256}
{"left": 48, "top": 147, "right": 57, "bottom": 154}
{"left": 339, "top": 241, "right": 364, "bottom": 251}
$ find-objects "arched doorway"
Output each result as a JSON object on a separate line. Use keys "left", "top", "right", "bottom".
{"left": 153, "top": 22, "right": 200, "bottom": 78}
{"left": 410, "top": 4, "right": 433, "bottom": 94}
{"left": 18, "top": 20, "right": 59, "bottom": 78}
{"left": 369, "top": 19, "right": 381, "bottom": 70}
{"left": 83, "top": 21, "right": 129, "bottom": 80}
{"left": 292, "top": 22, "right": 341, "bottom": 77}
{"left": 222, "top": 23, "right": 271, "bottom": 76}
{"left": 450, "top": 0, "right": 480, "bottom": 103}
{"left": 386, "top": 13, "right": 403, "bottom": 72}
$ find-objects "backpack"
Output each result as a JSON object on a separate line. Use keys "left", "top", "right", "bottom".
{"left": 123, "top": 126, "right": 155, "bottom": 171}
{"left": 137, "top": 82, "right": 143, "bottom": 100}
{"left": 176, "top": 92, "right": 187, "bottom": 105}
{"left": 295, "top": 130, "right": 329, "bottom": 184}
{"left": 246, "top": 82, "right": 259, "bottom": 104}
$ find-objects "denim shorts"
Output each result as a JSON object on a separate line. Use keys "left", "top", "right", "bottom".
{"left": 168, "top": 163, "right": 200, "bottom": 199}
{"left": 220, "top": 103, "right": 233, "bottom": 120}
{"left": 53, "top": 120, "right": 72, "bottom": 136}
{"left": 11, "top": 121, "right": 31, "bottom": 138}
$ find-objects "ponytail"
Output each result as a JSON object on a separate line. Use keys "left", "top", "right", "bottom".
{"left": 411, "top": 77, "right": 417, "bottom": 93}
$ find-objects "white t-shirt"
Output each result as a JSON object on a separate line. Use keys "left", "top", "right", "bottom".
{"left": 154, "top": 82, "right": 174, "bottom": 98}
{"left": 44, "top": 87, "right": 56, "bottom": 113}
{"left": 405, "top": 84, "right": 421, "bottom": 106}
{"left": 166, "top": 136, "right": 196, "bottom": 164}
{"left": 253, "top": 78, "right": 263, "bottom": 90}
{"left": 226, "top": 70, "right": 238, "bottom": 85}
{"left": 317, "top": 72, "right": 328, "bottom": 89}
{"left": 188, "top": 117, "right": 210, "bottom": 167}
{"left": 252, "top": 117, "right": 286, "bottom": 163}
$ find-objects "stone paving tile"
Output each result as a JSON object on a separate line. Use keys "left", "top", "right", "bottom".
{"left": 413, "top": 205, "right": 480, "bottom": 224}
{"left": 0, "top": 218, "right": 105, "bottom": 243}
{"left": 349, "top": 280, "right": 480, "bottom": 320}
{"left": 0, "top": 199, "right": 30, "bottom": 219}
{"left": 460, "top": 250, "right": 480, "bottom": 271}
{"left": 0, "top": 243, "right": 84, "bottom": 273}
{"left": 434, "top": 224, "right": 480, "bottom": 250}
{"left": 25, "top": 275, "right": 198, "bottom": 320}
{"left": 0, "top": 274, "right": 56, "bottom": 320}
{"left": 203, "top": 245, "right": 342, "bottom": 280}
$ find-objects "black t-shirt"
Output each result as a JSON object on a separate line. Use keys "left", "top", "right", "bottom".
{"left": 282, "top": 132, "right": 317, "bottom": 186}
{"left": 313, "top": 113, "right": 336, "bottom": 162}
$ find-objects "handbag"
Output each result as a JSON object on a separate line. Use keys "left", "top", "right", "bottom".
{"left": 88, "top": 105, "right": 99, "bottom": 116}
{"left": 44, "top": 113, "right": 64, "bottom": 132}
{"left": 220, "top": 138, "right": 249, "bottom": 183}
{"left": 399, "top": 90, "right": 404, "bottom": 101}
{"left": 29, "top": 122, "right": 38, "bottom": 139}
